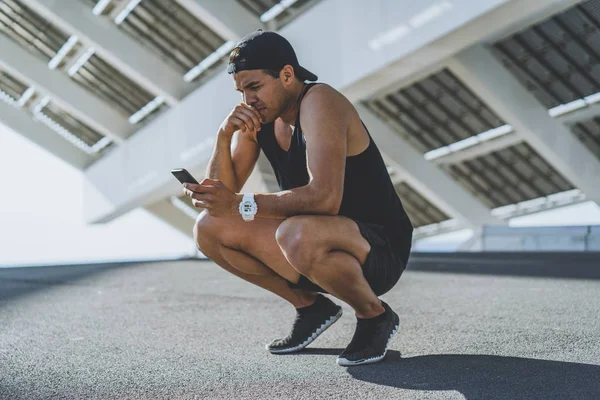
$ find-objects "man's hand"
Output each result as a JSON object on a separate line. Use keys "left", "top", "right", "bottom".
{"left": 219, "top": 104, "right": 263, "bottom": 139}
{"left": 182, "top": 178, "right": 242, "bottom": 218}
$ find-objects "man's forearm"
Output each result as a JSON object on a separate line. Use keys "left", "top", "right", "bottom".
{"left": 248, "top": 186, "right": 340, "bottom": 219}
{"left": 206, "top": 132, "right": 237, "bottom": 191}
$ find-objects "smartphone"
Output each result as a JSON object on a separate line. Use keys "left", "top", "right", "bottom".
{"left": 171, "top": 168, "right": 199, "bottom": 185}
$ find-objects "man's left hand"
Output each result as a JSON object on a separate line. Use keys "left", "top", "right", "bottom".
{"left": 182, "top": 178, "right": 241, "bottom": 218}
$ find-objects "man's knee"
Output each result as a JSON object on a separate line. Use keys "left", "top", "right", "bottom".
{"left": 193, "top": 211, "right": 224, "bottom": 254}
{"left": 275, "top": 216, "right": 322, "bottom": 274}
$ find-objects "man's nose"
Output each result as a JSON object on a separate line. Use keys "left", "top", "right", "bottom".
{"left": 243, "top": 93, "right": 257, "bottom": 105}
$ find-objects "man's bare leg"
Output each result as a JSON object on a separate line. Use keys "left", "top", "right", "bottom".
{"left": 195, "top": 211, "right": 399, "bottom": 361}
{"left": 274, "top": 215, "right": 401, "bottom": 366}
{"left": 194, "top": 211, "right": 317, "bottom": 308}
{"left": 195, "top": 211, "right": 345, "bottom": 353}
{"left": 275, "top": 215, "right": 385, "bottom": 318}
{"left": 195, "top": 211, "right": 384, "bottom": 318}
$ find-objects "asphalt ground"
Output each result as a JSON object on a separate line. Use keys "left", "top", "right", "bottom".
{"left": 1, "top": 256, "right": 600, "bottom": 399}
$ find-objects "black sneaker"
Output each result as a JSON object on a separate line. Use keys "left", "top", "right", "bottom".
{"left": 266, "top": 294, "right": 342, "bottom": 354}
{"left": 336, "top": 301, "right": 399, "bottom": 366}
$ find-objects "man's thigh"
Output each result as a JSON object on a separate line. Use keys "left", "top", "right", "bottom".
{"left": 280, "top": 216, "right": 409, "bottom": 296}
{"left": 276, "top": 215, "right": 371, "bottom": 265}
{"left": 197, "top": 212, "right": 370, "bottom": 283}
{"left": 197, "top": 211, "right": 301, "bottom": 284}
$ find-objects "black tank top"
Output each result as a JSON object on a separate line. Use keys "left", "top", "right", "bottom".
{"left": 257, "top": 83, "right": 413, "bottom": 247}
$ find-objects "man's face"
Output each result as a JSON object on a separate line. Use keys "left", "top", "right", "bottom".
{"left": 233, "top": 69, "right": 286, "bottom": 124}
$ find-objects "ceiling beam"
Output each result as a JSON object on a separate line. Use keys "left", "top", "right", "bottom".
{"left": 177, "top": 0, "right": 262, "bottom": 41}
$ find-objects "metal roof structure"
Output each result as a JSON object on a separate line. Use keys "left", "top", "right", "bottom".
{"left": 368, "top": 69, "right": 507, "bottom": 155}
{"left": 493, "top": 2, "right": 600, "bottom": 110}
{"left": 571, "top": 117, "right": 600, "bottom": 159}
{"left": 94, "top": 0, "right": 228, "bottom": 80}
{"left": 0, "top": 67, "right": 28, "bottom": 100}
{"left": 0, "top": 63, "right": 114, "bottom": 157}
{"left": 72, "top": 53, "right": 165, "bottom": 119}
{"left": 395, "top": 182, "right": 450, "bottom": 228}
{"left": 0, "top": 0, "right": 70, "bottom": 61}
{"left": 443, "top": 142, "right": 574, "bottom": 209}
{"left": 1, "top": 0, "right": 599, "bottom": 241}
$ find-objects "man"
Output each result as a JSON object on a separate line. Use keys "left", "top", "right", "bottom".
{"left": 183, "top": 30, "right": 413, "bottom": 366}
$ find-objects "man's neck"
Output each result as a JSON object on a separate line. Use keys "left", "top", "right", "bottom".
{"left": 278, "top": 82, "right": 306, "bottom": 126}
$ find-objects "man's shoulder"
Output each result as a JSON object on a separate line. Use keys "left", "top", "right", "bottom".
{"left": 305, "top": 83, "right": 342, "bottom": 100}
{"left": 301, "top": 83, "right": 353, "bottom": 117}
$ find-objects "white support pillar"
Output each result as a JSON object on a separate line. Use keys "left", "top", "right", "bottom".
{"left": 145, "top": 198, "right": 196, "bottom": 239}
{"left": 177, "top": 0, "right": 262, "bottom": 41}
{"left": 0, "top": 34, "right": 130, "bottom": 143}
{"left": 20, "top": 0, "right": 187, "bottom": 105}
{"left": 448, "top": 45, "right": 600, "bottom": 204}
{"left": 356, "top": 103, "right": 502, "bottom": 228}
{"left": 0, "top": 101, "right": 91, "bottom": 170}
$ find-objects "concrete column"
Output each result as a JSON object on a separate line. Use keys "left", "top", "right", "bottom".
{"left": 145, "top": 198, "right": 196, "bottom": 239}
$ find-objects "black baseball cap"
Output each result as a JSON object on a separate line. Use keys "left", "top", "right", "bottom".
{"left": 227, "top": 30, "right": 318, "bottom": 82}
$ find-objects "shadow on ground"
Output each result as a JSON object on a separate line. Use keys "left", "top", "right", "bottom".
{"left": 338, "top": 351, "right": 600, "bottom": 399}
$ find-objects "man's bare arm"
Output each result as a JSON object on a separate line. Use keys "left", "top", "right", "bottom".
{"left": 183, "top": 87, "right": 350, "bottom": 219}
{"left": 206, "top": 130, "right": 260, "bottom": 192}
{"left": 206, "top": 104, "right": 262, "bottom": 192}
{"left": 206, "top": 132, "right": 236, "bottom": 191}
{"left": 253, "top": 85, "right": 349, "bottom": 218}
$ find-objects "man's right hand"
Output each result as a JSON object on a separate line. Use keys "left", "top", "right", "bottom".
{"left": 219, "top": 104, "right": 263, "bottom": 138}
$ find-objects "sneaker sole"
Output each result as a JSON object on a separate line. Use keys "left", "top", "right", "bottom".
{"left": 266, "top": 308, "right": 343, "bottom": 354}
{"left": 335, "top": 321, "right": 399, "bottom": 366}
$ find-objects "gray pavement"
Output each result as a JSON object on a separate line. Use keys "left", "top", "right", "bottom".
{"left": 1, "top": 257, "right": 600, "bottom": 399}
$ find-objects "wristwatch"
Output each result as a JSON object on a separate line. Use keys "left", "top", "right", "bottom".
{"left": 238, "top": 193, "right": 258, "bottom": 221}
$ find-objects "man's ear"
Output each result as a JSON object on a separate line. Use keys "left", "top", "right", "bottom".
{"left": 280, "top": 65, "right": 295, "bottom": 85}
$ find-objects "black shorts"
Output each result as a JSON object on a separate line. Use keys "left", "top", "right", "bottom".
{"left": 286, "top": 220, "right": 412, "bottom": 296}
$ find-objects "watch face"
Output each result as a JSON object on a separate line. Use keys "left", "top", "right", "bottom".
{"left": 240, "top": 201, "right": 257, "bottom": 215}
